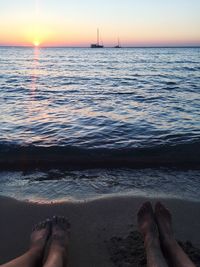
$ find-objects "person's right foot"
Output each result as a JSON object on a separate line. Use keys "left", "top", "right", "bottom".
{"left": 43, "top": 216, "right": 70, "bottom": 266}
{"left": 137, "top": 201, "right": 159, "bottom": 247}
{"left": 51, "top": 216, "right": 70, "bottom": 250}
{"left": 155, "top": 202, "right": 174, "bottom": 246}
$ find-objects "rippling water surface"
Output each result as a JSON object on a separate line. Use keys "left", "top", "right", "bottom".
{"left": 0, "top": 47, "right": 200, "bottom": 148}
{"left": 0, "top": 47, "right": 200, "bottom": 201}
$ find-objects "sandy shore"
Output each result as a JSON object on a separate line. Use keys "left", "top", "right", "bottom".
{"left": 0, "top": 195, "right": 200, "bottom": 266}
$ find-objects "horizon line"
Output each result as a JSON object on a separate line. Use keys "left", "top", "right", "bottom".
{"left": 0, "top": 45, "right": 200, "bottom": 49}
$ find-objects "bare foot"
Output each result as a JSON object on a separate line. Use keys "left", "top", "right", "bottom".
{"left": 43, "top": 216, "right": 70, "bottom": 266}
{"left": 30, "top": 219, "right": 51, "bottom": 253}
{"left": 155, "top": 202, "right": 174, "bottom": 246}
{"left": 137, "top": 202, "right": 159, "bottom": 247}
{"left": 51, "top": 216, "right": 70, "bottom": 250}
{"left": 155, "top": 202, "right": 196, "bottom": 267}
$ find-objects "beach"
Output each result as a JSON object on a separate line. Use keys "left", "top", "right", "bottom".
{"left": 0, "top": 47, "right": 200, "bottom": 266}
{"left": 1, "top": 195, "right": 200, "bottom": 266}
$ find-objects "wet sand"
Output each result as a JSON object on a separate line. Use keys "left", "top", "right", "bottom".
{"left": 0, "top": 195, "right": 200, "bottom": 266}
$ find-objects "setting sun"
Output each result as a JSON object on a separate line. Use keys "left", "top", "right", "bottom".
{"left": 33, "top": 41, "right": 40, "bottom": 47}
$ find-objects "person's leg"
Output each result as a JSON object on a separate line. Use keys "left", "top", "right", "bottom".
{"left": 43, "top": 216, "right": 70, "bottom": 267}
{"left": 155, "top": 202, "right": 196, "bottom": 267}
{"left": 1, "top": 220, "right": 51, "bottom": 267}
{"left": 138, "top": 202, "right": 168, "bottom": 267}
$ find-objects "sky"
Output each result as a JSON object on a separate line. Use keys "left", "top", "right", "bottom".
{"left": 0, "top": 0, "right": 200, "bottom": 47}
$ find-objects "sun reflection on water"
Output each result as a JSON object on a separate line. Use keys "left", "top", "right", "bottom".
{"left": 31, "top": 46, "right": 40, "bottom": 92}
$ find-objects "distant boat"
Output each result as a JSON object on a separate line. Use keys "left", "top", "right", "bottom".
{"left": 114, "top": 38, "right": 121, "bottom": 48}
{"left": 91, "top": 29, "right": 104, "bottom": 48}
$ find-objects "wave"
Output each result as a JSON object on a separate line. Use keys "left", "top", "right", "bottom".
{"left": 0, "top": 141, "right": 200, "bottom": 170}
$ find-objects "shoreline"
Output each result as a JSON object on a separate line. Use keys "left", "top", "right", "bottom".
{"left": 1, "top": 195, "right": 200, "bottom": 266}
{"left": 1, "top": 168, "right": 200, "bottom": 204}
{"left": 1, "top": 191, "right": 200, "bottom": 205}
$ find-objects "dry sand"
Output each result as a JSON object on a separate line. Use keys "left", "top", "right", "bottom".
{"left": 0, "top": 195, "right": 200, "bottom": 266}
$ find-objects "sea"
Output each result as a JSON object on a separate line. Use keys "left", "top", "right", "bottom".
{"left": 0, "top": 47, "right": 200, "bottom": 202}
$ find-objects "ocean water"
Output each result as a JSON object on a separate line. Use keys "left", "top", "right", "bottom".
{"left": 0, "top": 47, "right": 200, "bottom": 201}
{"left": 0, "top": 169, "right": 200, "bottom": 202}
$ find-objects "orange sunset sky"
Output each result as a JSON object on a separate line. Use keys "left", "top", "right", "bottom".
{"left": 0, "top": 0, "right": 200, "bottom": 47}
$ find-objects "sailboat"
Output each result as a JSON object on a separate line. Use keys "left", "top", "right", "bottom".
{"left": 91, "top": 29, "right": 104, "bottom": 48}
{"left": 114, "top": 38, "right": 121, "bottom": 48}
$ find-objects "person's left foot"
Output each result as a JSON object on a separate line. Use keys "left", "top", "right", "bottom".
{"left": 30, "top": 219, "right": 51, "bottom": 253}
{"left": 137, "top": 201, "right": 159, "bottom": 247}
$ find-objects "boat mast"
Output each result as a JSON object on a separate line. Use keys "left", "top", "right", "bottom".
{"left": 97, "top": 28, "right": 99, "bottom": 46}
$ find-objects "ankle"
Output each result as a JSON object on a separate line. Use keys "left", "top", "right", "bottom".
{"left": 162, "top": 236, "right": 178, "bottom": 251}
{"left": 144, "top": 234, "right": 160, "bottom": 249}
{"left": 28, "top": 247, "right": 44, "bottom": 261}
{"left": 51, "top": 244, "right": 67, "bottom": 255}
{"left": 48, "top": 245, "right": 68, "bottom": 264}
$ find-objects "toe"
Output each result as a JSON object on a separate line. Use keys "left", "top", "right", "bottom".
{"left": 155, "top": 201, "right": 163, "bottom": 212}
{"left": 144, "top": 201, "right": 153, "bottom": 211}
{"left": 35, "top": 222, "right": 41, "bottom": 231}
{"left": 155, "top": 201, "right": 166, "bottom": 211}
{"left": 155, "top": 202, "right": 171, "bottom": 219}
{"left": 138, "top": 201, "right": 153, "bottom": 216}
{"left": 52, "top": 216, "right": 56, "bottom": 225}
{"left": 52, "top": 215, "right": 70, "bottom": 230}
{"left": 32, "top": 224, "right": 36, "bottom": 232}
{"left": 32, "top": 219, "right": 51, "bottom": 233}
{"left": 41, "top": 221, "right": 46, "bottom": 228}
